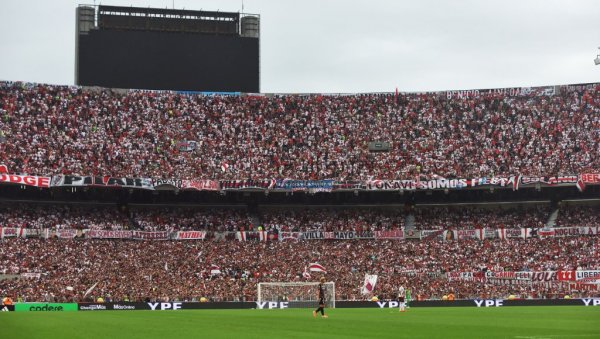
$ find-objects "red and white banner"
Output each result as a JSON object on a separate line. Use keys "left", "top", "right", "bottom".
{"left": 1, "top": 225, "right": 598, "bottom": 241}
{"left": 17, "top": 228, "right": 26, "bottom": 238}
{"left": 580, "top": 173, "right": 600, "bottom": 184}
{"left": 51, "top": 175, "right": 154, "bottom": 189}
{"left": 557, "top": 270, "right": 577, "bottom": 281}
{"left": 576, "top": 271, "right": 600, "bottom": 284}
{"left": 552, "top": 227, "right": 583, "bottom": 237}
{"left": 529, "top": 271, "right": 557, "bottom": 282}
{"left": 577, "top": 173, "right": 600, "bottom": 192}
{"left": 365, "top": 175, "right": 582, "bottom": 192}
{"left": 579, "top": 226, "right": 599, "bottom": 235}
{"left": 1, "top": 227, "right": 16, "bottom": 238}
{"left": 309, "top": 263, "right": 326, "bottom": 273}
{"left": 42, "top": 228, "right": 79, "bottom": 239}
{"left": 86, "top": 230, "right": 133, "bottom": 239}
{"left": 181, "top": 180, "right": 219, "bottom": 191}
{"left": 374, "top": 230, "right": 404, "bottom": 239}
{"left": 56, "top": 229, "right": 79, "bottom": 239}
{"left": 1, "top": 227, "right": 28, "bottom": 238}
{"left": 0, "top": 171, "right": 597, "bottom": 193}
{"left": 173, "top": 231, "right": 206, "bottom": 240}
{"left": 485, "top": 271, "right": 519, "bottom": 280}
{"left": 279, "top": 232, "right": 301, "bottom": 241}
{"left": 257, "top": 230, "right": 267, "bottom": 242}
{"left": 447, "top": 270, "right": 600, "bottom": 285}
{"left": 299, "top": 230, "right": 375, "bottom": 240}
{"left": 447, "top": 272, "right": 469, "bottom": 281}
{"left": 361, "top": 274, "right": 378, "bottom": 295}
{"left": 538, "top": 228, "right": 556, "bottom": 238}
{"left": 20, "top": 273, "right": 42, "bottom": 279}
{"left": 449, "top": 229, "right": 486, "bottom": 241}
{"left": 568, "top": 282, "right": 598, "bottom": 291}
{"left": 0, "top": 174, "right": 50, "bottom": 188}
{"left": 236, "top": 231, "right": 247, "bottom": 241}
{"left": 210, "top": 264, "right": 221, "bottom": 275}
{"left": 131, "top": 231, "right": 169, "bottom": 240}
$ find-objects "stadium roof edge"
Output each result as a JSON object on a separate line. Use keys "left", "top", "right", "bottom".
{"left": 1, "top": 79, "right": 598, "bottom": 96}
{"left": 414, "top": 200, "right": 551, "bottom": 207}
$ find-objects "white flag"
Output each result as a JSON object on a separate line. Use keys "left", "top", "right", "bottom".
{"left": 221, "top": 162, "right": 230, "bottom": 172}
{"left": 83, "top": 282, "right": 98, "bottom": 298}
{"left": 302, "top": 267, "right": 311, "bottom": 279}
{"left": 210, "top": 264, "right": 221, "bottom": 275}
{"left": 361, "top": 274, "right": 378, "bottom": 295}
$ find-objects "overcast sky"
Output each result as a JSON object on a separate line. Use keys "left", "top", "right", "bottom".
{"left": 0, "top": 0, "right": 598, "bottom": 93}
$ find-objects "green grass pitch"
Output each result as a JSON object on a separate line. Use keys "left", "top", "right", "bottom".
{"left": 2, "top": 307, "right": 600, "bottom": 339}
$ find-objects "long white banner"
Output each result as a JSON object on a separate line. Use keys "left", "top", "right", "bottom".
{"left": 0, "top": 226, "right": 598, "bottom": 241}
{"left": 446, "top": 270, "right": 600, "bottom": 285}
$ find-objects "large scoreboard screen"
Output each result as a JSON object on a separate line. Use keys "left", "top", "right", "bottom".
{"left": 76, "top": 6, "right": 259, "bottom": 92}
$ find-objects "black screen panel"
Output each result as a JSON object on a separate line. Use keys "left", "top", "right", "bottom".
{"left": 77, "top": 29, "right": 258, "bottom": 92}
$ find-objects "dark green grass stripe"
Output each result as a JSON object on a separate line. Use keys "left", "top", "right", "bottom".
{"left": 1, "top": 307, "right": 599, "bottom": 339}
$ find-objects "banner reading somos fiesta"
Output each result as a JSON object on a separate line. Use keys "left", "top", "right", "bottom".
{"left": 0, "top": 172, "right": 598, "bottom": 193}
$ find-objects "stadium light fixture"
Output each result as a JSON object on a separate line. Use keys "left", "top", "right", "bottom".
{"left": 595, "top": 47, "right": 600, "bottom": 65}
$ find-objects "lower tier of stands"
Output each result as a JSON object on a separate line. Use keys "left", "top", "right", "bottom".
{"left": 1, "top": 237, "right": 598, "bottom": 302}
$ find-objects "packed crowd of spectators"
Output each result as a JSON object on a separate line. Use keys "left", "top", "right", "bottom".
{"left": 0, "top": 204, "right": 129, "bottom": 230}
{"left": 1, "top": 82, "right": 598, "bottom": 180}
{"left": 413, "top": 205, "right": 550, "bottom": 230}
{"left": 0, "top": 237, "right": 598, "bottom": 303}
{"left": 3, "top": 204, "right": 600, "bottom": 232}
{"left": 131, "top": 208, "right": 252, "bottom": 232}
{"left": 555, "top": 205, "right": 600, "bottom": 228}
{"left": 259, "top": 208, "right": 405, "bottom": 232}
{"left": 1, "top": 80, "right": 598, "bottom": 306}
{"left": 0, "top": 204, "right": 254, "bottom": 232}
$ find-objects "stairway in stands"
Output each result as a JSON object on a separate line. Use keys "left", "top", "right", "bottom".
{"left": 250, "top": 213, "right": 262, "bottom": 230}
{"left": 247, "top": 204, "right": 262, "bottom": 230}
{"left": 404, "top": 213, "right": 416, "bottom": 230}
{"left": 546, "top": 208, "right": 560, "bottom": 228}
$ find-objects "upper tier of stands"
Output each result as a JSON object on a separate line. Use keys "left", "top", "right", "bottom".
{"left": 0, "top": 82, "right": 598, "bottom": 180}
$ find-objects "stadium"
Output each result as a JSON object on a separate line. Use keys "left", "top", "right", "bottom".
{"left": 0, "top": 1, "right": 599, "bottom": 338}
